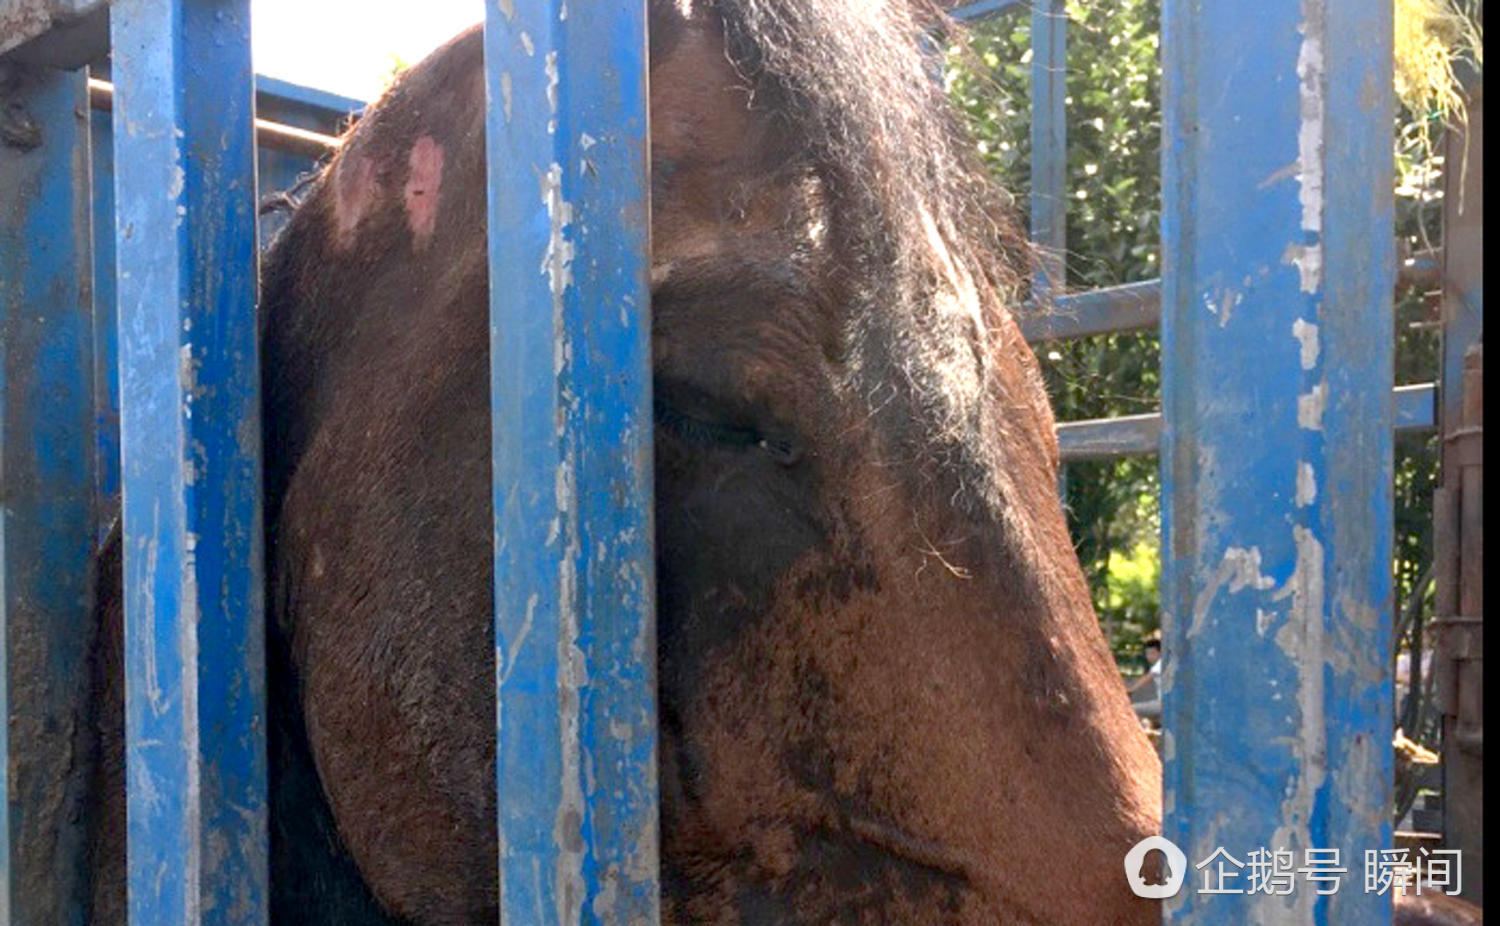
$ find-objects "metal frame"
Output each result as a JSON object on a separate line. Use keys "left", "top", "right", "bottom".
{"left": 951, "top": 2, "right": 1457, "bottom": 922}
{"left": 2, "top": 41, "right": 354, "bottom": 916}
{"left": 2, "top": 0, "right": 357, "bottom": 919}
{"left": 0, "top": 0, "right": 1472, "bottom": 921}
{"left": 1056, "top": 383, "right": 1438, "bottom": 463}
{"left": 1020, "top": 251, "right": 1441, "bottom": 344}
{"left": 950, "top": 0, "right": 1442, "bottom": 462}
{"left": 7, "top": 0, "right": 664, "bottom": 919}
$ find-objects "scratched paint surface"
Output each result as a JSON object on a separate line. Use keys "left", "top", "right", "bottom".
{"left": 1029, "top": 0, "right": 1066, "bottom": 296}
{"left": 483, "top": 1, "right": 660, "bottom": 923}
{"left": 89, "top": 87, "right": 344, "bottom": 521}
{"left": 111, "top": 0, "right": 268, "bottom": 920}
{"left": 0, "top": 65, "right": 96, "bottom": 926}
{"left": 1159, "top": 1, "right": 1394, "bottom": 923}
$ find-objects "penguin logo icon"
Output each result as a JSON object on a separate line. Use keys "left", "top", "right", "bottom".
{"left": 1124, "top": 835, "right": 1188, "bottom": 899}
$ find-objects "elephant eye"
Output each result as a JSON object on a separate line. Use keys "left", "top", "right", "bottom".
{"left": 756, "top": 436, "right": 803, "bottom": 466}
{"left": 653, "top": 398, "right": 761, "bottom": 448}
{"left": 653, "top": 378, "right": 805, "bottom": 466}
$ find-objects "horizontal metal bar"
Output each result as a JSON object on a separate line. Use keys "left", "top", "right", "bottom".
{"left": 1020, "top": 280, "right": 1160, "bottom": 342}
{"left": 1055, "top": 411, "right": 1160, "bottom": 462}
{"left": 947, "top": 0, "right": 1027, "bottom": 23}
{"left": 87, "top": 77, "right": 342, "bottom": 158}
{"left": 1395, "top": 382, "right": 1439, "bottom": 431}
{"left": 1056, "top": 383, "right": 1436, "bottom": 461}
{"left": 1023, "top": 249, "right": 1443, "bottom": 343}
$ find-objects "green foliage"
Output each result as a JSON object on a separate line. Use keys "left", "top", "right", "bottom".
{"left": 1099, "top": 538, "right": 1161, "bottom": 665}
{"left": 945, "top": 0, "right": 1447, "bottom": 671}
{"left": 377, "top": 53, "right": 411, "bottom": 94}
{"left": 947, "top": 0, "right": 1167, "bottom": 666}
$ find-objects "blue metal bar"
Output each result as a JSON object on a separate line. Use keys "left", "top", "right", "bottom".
{"left": 89, "top": 71, "right": 344, "bottom": 518}
{"left": 0, "top": 61, "right": 96, "bottom": 926}
{"left": 948, "top": 0, "right": 1026, "bottom": 23}
{"left": 1056, "top": 412, "right": 1161, "bottom": 462}
{"left": 1029, "top": 0, "right": 1066, "bottom": 296}
{"left": 251, "top": 74, "right": 365, "bottom": 125}
{"left": 110, "top": 0, "right": 268, "bottom": 919}
{"left": 87, "top": 75, "right": 341, "bottom": 254}
{"left": 1021, "top": 279, "right": 1160, "bottom": 341}
{"left": 90, "top": 83, "right": 118, "bottom": 530}
{"left": 1160, "top": 0, "right": 1393, "bottom": 922}
{"left": 1022, "top": 252, "right": 1441, "bottom": 343}
{"left": 483, "top": 1, "right": 660, "bottom": 923}
{"left": 1055, "top": 384, "right": 1436, "bottom": 462}
{"left": 89, "top": 72, "right": 344, "bottom": 519}
{"left": 1395, "top": 383, "right": 1438, "bottom": 433}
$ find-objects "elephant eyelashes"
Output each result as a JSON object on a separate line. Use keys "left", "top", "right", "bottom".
{"left": 653, "top": 396, "right": 803, "bottom": 466}
{"left": 654, "top": 397, "right": 760, "bottom": 448}
{"left": 757, "top": 436, "right": 803, "bottom": 466}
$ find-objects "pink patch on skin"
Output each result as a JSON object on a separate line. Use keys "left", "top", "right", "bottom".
{"left": 403, "top": 136, "right": 445, "bottom": 246}
{"left": 332, "top": 155, "right": 377, "bottom": 247}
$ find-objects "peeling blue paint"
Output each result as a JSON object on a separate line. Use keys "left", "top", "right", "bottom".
{"left": 111, "top": 0, "right": 268, "bottom": 920}
{"left": 1159, "top": 1, "right": 1394, "bottom": 922}
{"left": 484, "top": 0, "right": 659, "bottom": 922}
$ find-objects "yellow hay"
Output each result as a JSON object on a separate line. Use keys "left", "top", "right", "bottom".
{"left": 1394, "top": 0, "right": 1482, "bottom": 130}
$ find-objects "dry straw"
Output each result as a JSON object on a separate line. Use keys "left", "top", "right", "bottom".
{"left": 1393, "top": 0, "right": 1483, "bottom": 191}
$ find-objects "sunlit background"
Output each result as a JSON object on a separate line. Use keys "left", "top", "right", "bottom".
{"left": 252, "top": 0, "right": 482, "bottom": 102}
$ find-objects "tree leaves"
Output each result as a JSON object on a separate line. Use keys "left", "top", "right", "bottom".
{"left": 945, "top": 0, "right": 1445, "bottom": 669}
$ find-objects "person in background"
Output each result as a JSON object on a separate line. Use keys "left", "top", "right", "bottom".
{"left": 1128, "top": 637, "right": 1163, "bottom": 721}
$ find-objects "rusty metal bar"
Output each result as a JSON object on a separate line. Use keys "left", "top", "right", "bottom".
{"left": 1433, "top": 70, "right": 1483, "bottom": 908}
